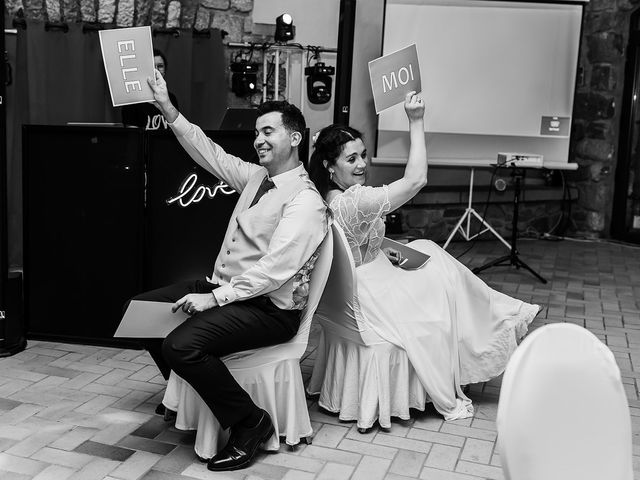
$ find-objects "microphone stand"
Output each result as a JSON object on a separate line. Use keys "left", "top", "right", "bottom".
{"left": 472, "top": 167, "right": 547, "bottom": 284}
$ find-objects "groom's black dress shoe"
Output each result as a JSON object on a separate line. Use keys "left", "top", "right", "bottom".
{"left": 207, "top": 409, "right": 275, "bottom": 471}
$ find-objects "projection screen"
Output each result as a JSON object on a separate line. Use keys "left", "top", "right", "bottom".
{"left": 375, "top": 0, "right": 583, "bottom": 171}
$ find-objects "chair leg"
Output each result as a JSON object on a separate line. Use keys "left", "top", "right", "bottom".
{"left": 163, "top": 408, "right": 177, "bottom": 423}
{"left": 288, "top": 436, "right": 312, "bottom": 452}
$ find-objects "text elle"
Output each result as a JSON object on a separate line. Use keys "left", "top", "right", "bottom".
{"left": 117, "top": 40, "right": 143, "bottom": 93}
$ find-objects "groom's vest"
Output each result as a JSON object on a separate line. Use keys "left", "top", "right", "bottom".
{"left": 209, "top": 169, "right": 326, "bottom": 310}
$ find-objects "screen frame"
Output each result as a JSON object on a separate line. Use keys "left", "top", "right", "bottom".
{"left": 372, "top": 0, "right": 586, "bottom": 169}
{"left": 362, "top": 0, "right": 589, "bottom": 190}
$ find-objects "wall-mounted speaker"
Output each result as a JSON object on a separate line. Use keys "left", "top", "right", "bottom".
{"left": 0, "top": 272, "right": 26, "bottom": 356}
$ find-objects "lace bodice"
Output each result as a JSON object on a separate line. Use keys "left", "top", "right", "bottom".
{"left": 329, "top": 184, "right": 391, "bottom": 266}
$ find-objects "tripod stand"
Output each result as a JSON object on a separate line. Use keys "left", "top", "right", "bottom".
{"left": 472, "top": 168, "right": 547, "bottom": 284}
{"left": 443, "top": 167, "right": 512, "bottom": 250}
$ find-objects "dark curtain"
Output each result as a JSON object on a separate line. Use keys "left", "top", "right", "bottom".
{"left": 153, "top": 30, "right": 227, "bottom": 130}
{"left": 6, "top": 22, "right": 228, "bottom": 267}
{"left": 23, "top": 22, "right": 116, "bottom": 124}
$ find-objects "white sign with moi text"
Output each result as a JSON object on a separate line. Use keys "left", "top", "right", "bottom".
{"left": 99, "top": 26, "right": 155, "bottom": 107}
{"left": 368, "top": 44, "right": 422, "bottom": 114}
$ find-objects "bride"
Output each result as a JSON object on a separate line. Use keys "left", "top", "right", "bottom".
{"left": 308, "top": 91, "right": 540, "bottom": 421}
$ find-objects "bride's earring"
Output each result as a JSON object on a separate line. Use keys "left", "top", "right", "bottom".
{"left": 329, "top": 169, "right": 334, "bottom": 180}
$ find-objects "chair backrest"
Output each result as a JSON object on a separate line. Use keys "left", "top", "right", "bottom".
{"left": 497, "top": 323, "right": 633, "bottom": 480}
{"left": 223, "top": 227, "right": 333, "bottom": 366}
{"left": 293, "top": 227, "right": 334, "bottom": 348}
{"left": 314, "top": 223, "right": 386, "bottom": 346}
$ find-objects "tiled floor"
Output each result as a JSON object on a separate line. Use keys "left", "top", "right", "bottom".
{"left": 1, "top": 237, "right": 639, "bottom": 480}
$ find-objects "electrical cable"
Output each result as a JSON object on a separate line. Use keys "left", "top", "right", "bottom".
{"left": 539, "top": 235, "right": 640, "bottom": 249}
{"left": 262, "top": 55, "right": 276, "bottom": 100}
{"left": 543, "top": 170, "right": 566, "bottom": 237}
{"left": 306, "top": 46, "right": 321, "bottom": 67}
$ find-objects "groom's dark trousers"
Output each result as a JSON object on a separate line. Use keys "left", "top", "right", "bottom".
{"left": 127, "top": 278, "right": 300, "bottom": 429}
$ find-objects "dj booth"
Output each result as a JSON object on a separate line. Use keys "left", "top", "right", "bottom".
{"left": 22, "top": 125, "right": 263, "bottom": 347}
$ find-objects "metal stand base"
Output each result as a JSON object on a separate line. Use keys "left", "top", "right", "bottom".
{"left": 472, "top": 250, "right": 547, "bottom": 283}
{"left": 471, "top": 168, "right": 547, "bottom": 284}
{"left": 443, "top": 168, "right": 511, "bottom": 250}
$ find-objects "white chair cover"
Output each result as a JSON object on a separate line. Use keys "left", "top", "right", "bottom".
{"left": 163, "top": 230, "right": 333, "bottom": 459}
{"left": 497, "top": 323, "right": 633, "bottom": 480}
{"left": 307, "top": 223, "right": 428, "bottom": 429}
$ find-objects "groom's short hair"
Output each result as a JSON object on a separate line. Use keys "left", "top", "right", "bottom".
{"left": 257, "top": 101, "right": 306, "bottom": 137}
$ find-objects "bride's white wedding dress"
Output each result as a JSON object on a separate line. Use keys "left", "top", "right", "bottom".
{"left": 331, "top": 184, "right": 540, "bottom": 420}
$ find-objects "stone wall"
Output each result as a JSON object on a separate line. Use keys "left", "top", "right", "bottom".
{"left": 5, "top": 0, "right": 255, "bottom": 37}
{"left": 6, "top": 0, "right": 640, "bottom": 240}
{"left": 569, "top": 0, "right": 639, "bottom": 238}
{"left": 394, "top": 189, "right": 570, "bottom": 243}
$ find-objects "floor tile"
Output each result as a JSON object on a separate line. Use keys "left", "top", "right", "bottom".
{"left": 1, "top": 238, "right": 638, "bottom": 479}
{"left": 73, "top": 440, "right": 136, "bottom": 462}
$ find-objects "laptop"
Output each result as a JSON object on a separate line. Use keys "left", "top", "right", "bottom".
{"left": 381, "top": 237, "right": 431, "bottom": 270}
{"left": 66, "top": 122, "right": 126, "bottom": 127}
{"left": 219, "top": 108, "right": 258, "bottom": 131}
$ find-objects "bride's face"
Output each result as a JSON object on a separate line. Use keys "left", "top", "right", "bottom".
{"left": 332, "top": 138, "right": 368, "bottom": 189}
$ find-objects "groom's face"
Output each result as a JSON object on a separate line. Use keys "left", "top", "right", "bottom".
{"left": 254, "top": 112, "right": 294, "bottom": 171}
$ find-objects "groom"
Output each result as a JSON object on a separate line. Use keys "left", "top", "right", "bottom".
{"left": 130, "top": 69, "right": 328, "bottom": 471}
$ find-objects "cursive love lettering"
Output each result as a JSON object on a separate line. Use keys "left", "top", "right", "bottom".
{"left": 166, "top": 173, "right": 236, "bottom": 208}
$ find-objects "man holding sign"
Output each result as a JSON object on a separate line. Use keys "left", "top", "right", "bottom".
{"left": 121, "top": 49, "right": 180, "bottom": 129}
{"left": 121, "top": 68, "right": 328, "bottom": 472}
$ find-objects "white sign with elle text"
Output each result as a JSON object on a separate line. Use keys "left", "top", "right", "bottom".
{"left": 99, "top": 26, "right": 155, "bottom": 107}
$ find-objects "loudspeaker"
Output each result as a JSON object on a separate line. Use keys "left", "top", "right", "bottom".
{"left": 333, "top": 0, "right": 357, "bottom": 124}
{"left": 144, "top": 130, "right": 257, "bottom": 289}
{"left": 23, "top": 126, "right": 144, "bottom": 346}
{"left": 0, "top": 272, "right": 27, "bottom": 357}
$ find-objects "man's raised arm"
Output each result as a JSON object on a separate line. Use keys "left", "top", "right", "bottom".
{"left": 148, "top": 69, "right": 179, "bottom": 123}
{"left": 145, "top": 69, "right": 257, "bottom": 192}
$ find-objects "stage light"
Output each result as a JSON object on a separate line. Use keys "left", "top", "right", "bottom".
{"left": 275, "top": 13, "right": 295, "bottom": 42}
{"left": 304, "top": 62, "right": 335, "bottom": 105}
{"left": 230, "top": 60, "right": 259, "bottom": 97}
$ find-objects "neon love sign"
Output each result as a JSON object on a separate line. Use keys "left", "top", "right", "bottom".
{"left": 166, "top": 173, "right": 236, "bottom": 208}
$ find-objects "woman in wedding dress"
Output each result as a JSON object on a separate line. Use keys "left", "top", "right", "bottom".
{"left": 308, "top": 92, "right": 540, "bottom": 420}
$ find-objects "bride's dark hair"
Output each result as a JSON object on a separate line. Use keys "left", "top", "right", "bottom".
{"left": 308, "top": 124, "right": 363, "bottom": 197}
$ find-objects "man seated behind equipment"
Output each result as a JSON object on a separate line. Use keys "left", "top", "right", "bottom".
{"left": 126, "top": 68, "right": 328, "bottom": 471}
{"left": 121, "top": 49, "right": 179, "bottom": 130}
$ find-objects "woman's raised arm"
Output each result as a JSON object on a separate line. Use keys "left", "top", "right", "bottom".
{"left": 386, "top": 91, "right": 428, "bottom": 211}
